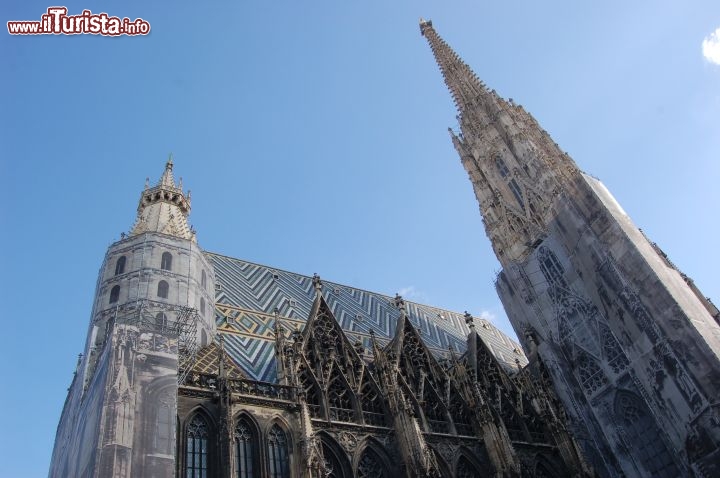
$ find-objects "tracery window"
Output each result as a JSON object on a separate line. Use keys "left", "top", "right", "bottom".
{"left": 114, "top": 256, "right": 126, "bottom": 276}
{"left": 321, "top": 440, "right": 349, "bottom": 478}
{"left": 161, "top": 252, "right": 173, "bottom": 271}
{"left": 495, "top": 155, "right": 510, "bottom": 178}
{"left": 538, "top": 247, "right": 566, "bottom": 288}
{"left": 360, "top": 381, "right": 386, "bottom": 426}
{"left": 601, "top": 323, "right": 629, "bottom": 374}
{"left": 109, "top": 285, "right": 120, "bottom": 304}
{"left": 357, "top": 447, "right": 385, "bottom": 478}
{"left": 422, "top": 385, "right": 450, "bottom": 433}
{"left": 186, "top": 414, "right": 209, "bottom": 478}
{"left": 234, "top": 416, "right": 256, "bottom": 478}
{"left": 614, "top": 391, "right": 678, "bottom": 477}
{"left": 267, "top": 424, "right": 290, "bottom": 478}
{"left": 508, "top": 178, "right": 525, "bottom": 209}
{"left": 157, "top": 280, "right": 169, "bottom": 299}
{"left": 576, "top": 349, "right": 607, "bottom": 395}
{"left": 448, "top": 396, "right": 473, "bottom": 436}
{"left": 327, "top": 374, "right": 355, "bottom": 422}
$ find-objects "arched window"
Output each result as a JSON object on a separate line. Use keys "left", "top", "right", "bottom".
{"left": 495, "top": 155, "right": 510, "bottom": 178}
{"left": 161, "top": 252, "right": 172, "bottom": 271}
{"left": 614, "top": 391, "right": 678, "bottom": 476}
{"left": 200, "top": 297, "right": 206, "bottom": 316}
{"left": 114, "top": 256, "right": 126, "bottom": 276}
{"left": 157, "top": 280, "right": 169, "bottom": 299}
{"left": 538, "top": 246, "right": 567, "bottom": 288}
{"left": 201, "top": 270, "right": 207, "bottom": 288}
{"left": 154, "top": 389, "right": 174, "bottom": 455}
{"left": 155, "top": 312, "right": 168, "bottom": 330}
{"left": 235, "top": 416, "right": 256, "bottom": 478}
{"left": 109, "top": 285, "right": 120, "bottom": 304}
{"left": 186, "top": 414, "right": 209, "bottom": 478}
{"left": 357, "top": 447, "right": 386, "bottom": 478}
{"left": 267, "top": 424, "right": 290, "bottom": 478}
{"left": 321, "top": 437, "right": 352, "bottom": 478}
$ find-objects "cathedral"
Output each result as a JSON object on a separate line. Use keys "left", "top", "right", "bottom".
{"left": 48, "top": 20, "right": 720, "bottom": 478}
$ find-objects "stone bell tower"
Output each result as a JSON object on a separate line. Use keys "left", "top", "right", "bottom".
{"left": 421, "top": 19, "right": 720, "bottom": 477}
{"left": 49, "top": 157, "right": 216, "bottom": 478}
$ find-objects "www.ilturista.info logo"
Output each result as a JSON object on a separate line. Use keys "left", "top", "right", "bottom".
{"left": 7, "top": 7, "right": 150, "bottom": 36}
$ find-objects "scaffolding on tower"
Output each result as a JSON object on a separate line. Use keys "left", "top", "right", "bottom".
{"left": 173, "top": 305, "right": 200, "bottom": 384}
{"left": 117, "top": 299, "right": 201, "bottom": 385}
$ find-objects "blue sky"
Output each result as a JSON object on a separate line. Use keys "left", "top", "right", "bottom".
{"left": 2, "top": 1, "right": 719, "bottom": 476}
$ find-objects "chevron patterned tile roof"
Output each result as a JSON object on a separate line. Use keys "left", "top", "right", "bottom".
{"left": 208, "top": 252, "right": 527, "bottom": 382}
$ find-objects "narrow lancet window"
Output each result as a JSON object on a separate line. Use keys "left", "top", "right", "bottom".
{"left": 495, "top": 155, "right": 510, "bottom": 178}
{"left": 267, "top": 424, "right": 290, "bottom": 478}
{"left": 157, "top": 280, "right": 169, "bottom": 299}
{"left": 109, "top": 285, "right": 120, "bottom": 304}
{"left": 509, "top": 178, "right": 525, "bottom": 209}
{"left": 114, "top": 256, "right": 126, "bottom": 276}
{"left": 537, "top": 247, "right": 566, "bottom": 288}
{"left": 161, "top": 252, "right": 173, "bottom": 271}
{"left": 186, "top": 414, "right": 209, "bottom": 478}
{"left": 235, "top": 417, "right": 255, "bottom": 478}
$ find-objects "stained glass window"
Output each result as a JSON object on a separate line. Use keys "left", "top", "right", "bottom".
{"left": 186, "top": 414, "right": 209, "bottom": 478}
{"left": 267, "top": 424, "right": 289, "bottom": 478}
{"left": 235, "top": 417, "right": 255, "bottom": 478}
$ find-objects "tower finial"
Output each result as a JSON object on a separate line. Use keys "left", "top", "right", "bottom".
{"left": 129, "top": 156, "right": 195, "bottom": 241}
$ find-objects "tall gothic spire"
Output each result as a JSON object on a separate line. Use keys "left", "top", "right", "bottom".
{"left": 420, "top": 19, "right": 499, "bottom": 116}
{"left": 129, "top": 156, "right": 196, "bottom": 241}
{"left": 421, "top": 20, "right": 579, "bottom": 264}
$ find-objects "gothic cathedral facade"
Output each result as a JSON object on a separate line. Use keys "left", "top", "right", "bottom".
{"left": 419, "top": 18, "right": 719, "bottom": 478}
{"left": 48, "top": 20, "right": 719, "bottom": 478}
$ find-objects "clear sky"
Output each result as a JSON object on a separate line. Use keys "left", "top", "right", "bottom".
{"left": 1, "top": 1, "right": 719, "bottom": 476}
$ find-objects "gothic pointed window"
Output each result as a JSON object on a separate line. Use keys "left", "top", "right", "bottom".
{"left": 235, "top": 417, "right": 256, "bottom": 478}
{"left": 575, "top": 349, "right": 607, "bottom": 395}
{"left": 614, "top": 391, "right": 678, "bottom": 477}
{"left": 537, "top": 247, "right": 566, "bottom": 288}
{"left": 508, "top": 178, "right": 525, "bottom": 209}
{"left": 321, "top": 438, "right": 351, "bottom": 478}
{"left": 357, "top": 447, "right": 386, "bottom": 478}
{"left": 200, "top": 297, "right": 206, "bottom": 316}
{"left": 327, "top": 373, "right": 355, "bottom": 422}
{"left": 157, "top": 280, "right": 169, "bottom": 299}
{"left": 360, "top": 381, "right": 386, "bottom": 426}
{"left": 109, "top": 285, "right": 120, "bottom": 304}
{"left": 267, "top": 424, "right": 290, "bottom": 478}
{"left": 201, "top": 270, "right": 207, "bottom": 289}
{"left": 601, "top": 323, "right": 629, "bottom": 374}
{"left": 161, "top": 252, "right": 173, "bottom": 271}
{"left": 186, "top": 414, "right": 209, "bottom": 478}
{"left": 114, "top": 256, "right": 126, "bottom": 276}
{"left": 495, "top": 155, "right": 510, "bottom": 178}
